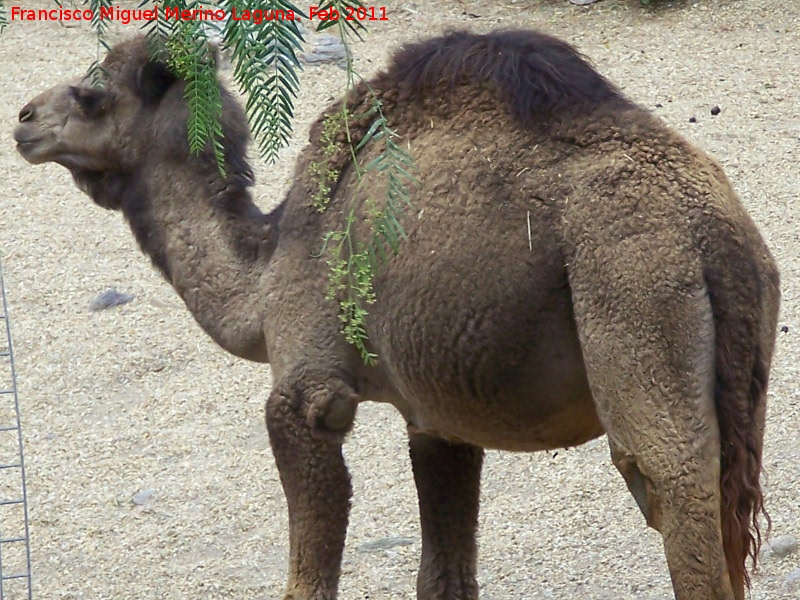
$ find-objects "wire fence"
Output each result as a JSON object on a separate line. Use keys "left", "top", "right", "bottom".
{"left": 0, "top": 256, "right": 32, "bottom": 600}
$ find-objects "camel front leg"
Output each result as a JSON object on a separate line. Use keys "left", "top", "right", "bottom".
{"left": 266, "top": 375, "right": 359, "bottom": 600}
{"left": 409, "top": 433, "right": 484, "bottom": 600}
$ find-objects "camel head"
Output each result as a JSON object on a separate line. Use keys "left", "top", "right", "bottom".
{"left": 15, "top": 39, "right": 178, "bottom": 176}
{"left": 14, "top": 38, "right": 250, "bottom": 211}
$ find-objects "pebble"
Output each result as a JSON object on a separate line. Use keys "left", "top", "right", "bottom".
{"left": 569, "top": 0, "right": 602, "bottom": 4}
{"left": 357, "top": 536, "right": 414, "bottom": 552}
{"left": 785, "top": 568, "right": 800, "bottom": 593}
{"left": 760, "top": 534, "right": 798, "bottom": 560}
{"left": 303, "top": 34, "right": 347, "bottom": 65}
{"left": 711, "top": 105, "right": 721, "bottom": 115}
{"left": 89, "top": 288, "right": 134, "bottom": 311}
{"left": 131, "top": 489, "right": 155, "bottom": 506}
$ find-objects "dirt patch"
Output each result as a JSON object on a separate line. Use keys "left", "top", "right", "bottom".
{"left": 0, "top": 0, "right": 798, "bottom": 598}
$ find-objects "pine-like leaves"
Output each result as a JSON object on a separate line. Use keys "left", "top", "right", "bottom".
{"left": 164, "top": 17, "right": 226, "bottom": 175}
{"left": 0, "top": 0, "right": 8, "bottom": 33}
{"left": 88, "top": 0, "right": 114, "bottom": 38}
{"left": 221, "top": 0, "right": 303, "bottom": 163}
{"left": 314, "top": 0, "right": 367, "bottom": 36}
{"left": 140, "top": 0, "right": 303, "bottom": 166}
{"left": 359, "top": 108, "right": 415, "bottom": 262}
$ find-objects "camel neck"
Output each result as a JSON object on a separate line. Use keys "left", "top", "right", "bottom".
{"left": 121, "top": 163, "right": 279, "bottom": 362}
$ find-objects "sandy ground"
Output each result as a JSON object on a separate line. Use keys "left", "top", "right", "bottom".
{"left": 0, "top": 0, "right": 798, "bottom": 598}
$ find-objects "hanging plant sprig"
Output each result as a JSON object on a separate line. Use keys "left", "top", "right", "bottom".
{"left": 85, "top": 0, "right": 115, "bottom": 87}
{"left": 312, "top": 1, "right": 418, "bottom": 364}
{"left": 165, "top": 17, "right": 226, "bottom": 176}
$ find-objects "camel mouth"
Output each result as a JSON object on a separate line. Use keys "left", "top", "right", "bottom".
{"left": 15, "top": 140, "right": 37, "bottom": 152}
{"left": 13, "top": 126, "right": 42, "bottom": 145}
{"left": 13, "top": 127, "right": 49, "bottom": 163}
{"left": 15, "top": 140, "right": 41, "bottom": 152}
{"left": 15, "top": 144, "right": 49, "bottom": 165}
{"left": 15, "top": 141, "right": 47, "bottom": 164}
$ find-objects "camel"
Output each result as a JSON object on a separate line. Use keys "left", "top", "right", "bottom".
{"left": 14, "top": 30, "right": 780, "bottom": 600}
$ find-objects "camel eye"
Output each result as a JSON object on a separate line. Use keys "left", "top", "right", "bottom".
{"left": 69, "top": 86, "right": 109, "bottom": 119}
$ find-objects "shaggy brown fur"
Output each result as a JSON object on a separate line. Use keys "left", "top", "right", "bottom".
{"left": 15, "top": 30, "right": 779, "bottom": 600}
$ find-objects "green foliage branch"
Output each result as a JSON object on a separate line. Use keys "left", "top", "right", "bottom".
{"left": 2, "top": 0, "right": 415, "bottom": 364}
{"left": 219, "top": 0, "right": 303, "bottom": 162}
{"left": 315, "top": 99, "right": 416, "bottom": 364}
{"left": 310, "top": 1, "right": 417, "bottom": 364}
{"left": 171, "top": 30, "right": 227, "bottom": 172}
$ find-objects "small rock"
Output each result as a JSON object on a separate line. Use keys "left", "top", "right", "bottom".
{"left": 569, "top": 0, "right": 602, "bottom": 5}
{"left": 710, "top": 105, "right": 721, "bottom": 116}
{"left": 781, "top": 325, "right": 789, "bottom": 333}
{"left": 132, "top": 489, "right": 155, "bottom": 506}
{"left": 303, "top": 34, "right": 346, "bottom": 64}
{"left": 760, "top": 534, "right": 798, "bottom": 560}
{"left": 357, "top": 536, "right": 414, "bottom": 552}
{"left": 90, "top": 288, "right": 134, "bottom": 311}
{"left": 786, "top": 568, "right": 800, "bottom": 593}
{"left": 689, "top": 116, "right": 697, "bottom": 123}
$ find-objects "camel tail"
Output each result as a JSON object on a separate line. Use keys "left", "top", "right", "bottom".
{"left": 705, "top": 234, "right": 779, "bottom": 594}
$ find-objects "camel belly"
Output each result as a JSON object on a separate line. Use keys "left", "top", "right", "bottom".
{"left": 365, "top": 200, "right": 603, "bottom": 451}
{"left": 369, "top": 289, "right": 605, "bottom": 451}
{"left": 406, "top": 400, "right": 603, "bottom": 452}
{"left": 396, "top": 338, "right": 603, "bottom": 452}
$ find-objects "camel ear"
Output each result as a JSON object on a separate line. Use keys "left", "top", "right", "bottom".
{"left": 138, "top": 61, "right": 177, "bottom": 104}
{"left": 70, "top": 86, "right": 111, "bottom": 119}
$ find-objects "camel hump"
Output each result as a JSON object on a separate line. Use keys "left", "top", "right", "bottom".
{"left": 386, "top": 29, "right": 632, "bottom": 123}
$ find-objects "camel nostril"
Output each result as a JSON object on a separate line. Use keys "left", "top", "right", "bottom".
{"left": 18, "top": 105, "right": 34, "bottom": 123}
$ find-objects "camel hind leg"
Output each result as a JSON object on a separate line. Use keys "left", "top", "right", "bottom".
{"left": 569, "top": 239, "right": 739, "bottom": 600}
{"left": 409, "top": 433, "right": 483, "bottom": 600}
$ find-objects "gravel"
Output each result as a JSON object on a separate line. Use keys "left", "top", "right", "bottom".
{"left": 0, "top": 0, "right": 798, "bottom": 599}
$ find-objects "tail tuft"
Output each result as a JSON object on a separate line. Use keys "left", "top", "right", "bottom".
{"left": 706, "top": 247, "right": 779, "bottom": 595}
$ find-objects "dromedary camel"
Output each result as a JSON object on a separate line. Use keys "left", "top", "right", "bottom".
{"left": 15, "top": 30, "right": 779, "bottom": 600}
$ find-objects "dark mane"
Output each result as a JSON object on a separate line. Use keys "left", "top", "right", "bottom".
{"left": 386, "top": 29, "right": 632, "bottom": 124}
